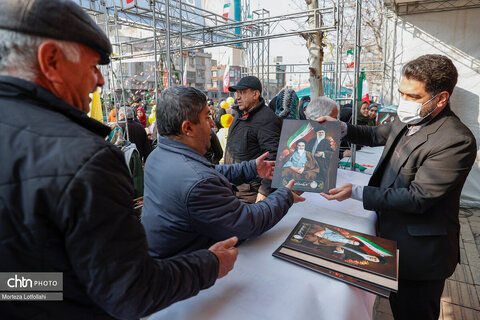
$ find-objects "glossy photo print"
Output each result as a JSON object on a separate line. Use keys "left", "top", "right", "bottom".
{"left": 272, "top": 119, "right": 341, "bottom": 193}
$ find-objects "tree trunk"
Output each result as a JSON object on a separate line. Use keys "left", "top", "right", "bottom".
{"left": 305, "top": 0, "right": 324, "bottom": 98}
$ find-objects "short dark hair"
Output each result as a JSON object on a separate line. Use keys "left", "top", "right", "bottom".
{"left": 402, "top": 54, "right": 458, "bottom": 96}
{"left": 156, "top": 86, "right": 207, "bottom": 136}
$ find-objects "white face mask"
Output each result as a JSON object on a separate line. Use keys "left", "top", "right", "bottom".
{"left": 397, "top": 94, "right": 438, "bottom": 125}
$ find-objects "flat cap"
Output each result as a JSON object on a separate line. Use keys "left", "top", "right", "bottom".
{"left": 0, "top": 0, "right": 112, "bottom": 64}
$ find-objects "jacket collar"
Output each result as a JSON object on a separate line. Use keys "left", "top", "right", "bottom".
{"left": 0, "top": 75, "right": 111, "bottom": 137}
{"left": 157, "top": 135, "right": 214, "bottom": 168}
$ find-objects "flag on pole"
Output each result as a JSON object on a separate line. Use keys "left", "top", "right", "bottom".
{"left": 223, "top": 57, "right": 231, "bottom": 93}
{"left": 357, "top": 71, "right": 370, "bottom": 103}
{"left": 222, "top": 0, "right": 231, "bottom": 19}
{"left": 346, "top": 49, "right": 354, "bottom": 69}
{"left": 361, "top": 73, "right": 370, "bottom": 103}
{"left": 88, "top": 87, "right": 103, "bottom": 123}
{"left": 287, "top": 123, "right": 314, "bottom": 148}
{"left": 182, "top": 59, "right": 188, "bottom": 86}
{"left": 163, "top": 67, "right": 168, "bottom": 89}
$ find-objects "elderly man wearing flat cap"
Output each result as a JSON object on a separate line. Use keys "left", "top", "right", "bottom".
{"left": 224, "top": 76, "right": 283, "bottom": 203}
{"left": 0, "top": 0, "right": 238, "bottom": 319}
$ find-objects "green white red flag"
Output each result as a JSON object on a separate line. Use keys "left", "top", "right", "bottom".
{"left": 346, "top": 49, "right": 354, "bottom": 69}
{"left": 223, "top": 0, "right": 231, "bottom": 19}
{"left": 287, "top": 123, "right": 314, "bottom": 148}
{"left": 223, "top": 57, "right": 231, "bottom": 93}
{"left": 350, "top": 235, "right": 393, "bottom": 257}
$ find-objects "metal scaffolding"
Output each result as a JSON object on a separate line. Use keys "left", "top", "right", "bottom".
{"left": 382, "top": 0, "right": 480, "bottom": 105}
{"left": 76, "top": 0, "right": 371, "bottom": 169}
{"left": 76, "top": 1, "right": 365, "bottom": 115}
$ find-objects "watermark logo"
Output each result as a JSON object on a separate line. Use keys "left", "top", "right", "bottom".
{"left": 0, "top": 273, "right": 63, "bottom": 301}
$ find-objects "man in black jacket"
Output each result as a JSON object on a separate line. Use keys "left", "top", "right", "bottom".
{"left": 0, "top": 0, "right": 237, "bottom": 319}
{"left": 320, "top": 55, "right": 477, "bottom": 320}
{"left": 224, "top": 76, "right": 282, "bottom": 203}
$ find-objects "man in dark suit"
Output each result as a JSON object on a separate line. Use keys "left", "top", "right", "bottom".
{"left": 306, "top": 126, "right": 334, "bottom": 180}
{"left": 319, "top": 54, "right": 477, "bottom": 320}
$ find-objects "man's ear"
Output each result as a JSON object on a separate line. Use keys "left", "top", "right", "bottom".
{"left": 437, "top": 91, "right": 450, "bottom": 108}
{"left": 37, "top": 42, "right": 65, "bottom": 84}
{"left": 180, "top": 120, "right": 193, "bottom": 137}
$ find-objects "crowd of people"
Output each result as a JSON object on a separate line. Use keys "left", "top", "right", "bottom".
{"left": 0, "top": 1, "right": 477, "bottom": 320}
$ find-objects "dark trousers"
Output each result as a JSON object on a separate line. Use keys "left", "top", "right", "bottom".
{"left": 389, "top": 278, "right": 446, "bottom": 320}
{"left": 235, "top": 181, "right": 261, "bottom": 204}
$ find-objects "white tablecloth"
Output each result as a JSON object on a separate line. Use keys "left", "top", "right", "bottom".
{"left": 148, "top": 169, "right": 377, "bottom": 320}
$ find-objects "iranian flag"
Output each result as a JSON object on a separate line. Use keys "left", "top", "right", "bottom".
{"left": 222, "top": 0, "right": 232, "bottom": 19}
{"left": 358, "top": 71, "right": 370, "bottom": 103}
{"left": 350, "top": 235, "right": 393, "bottom": 257}
{"left": 163, "top": 67, "right": 168, "bottom": 89}
{"left": 223, "top": 57, "right": 231, "bottom": 93}
{"left": 346, "top": 49, "right": 354, "bottom": 69}
{"left": 287, "top": 123, "right": 314, "bottom": 148}
{"left": 379, "top": 113, "right": 392, "bottom": 125}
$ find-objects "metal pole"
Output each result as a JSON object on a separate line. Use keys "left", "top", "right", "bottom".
{"left": 179, "top": 0, "right": 184, "bottom": 86}
{"left": 390, "top": 15, "right": 398, "bottom": 104}
{"left": 334, "top": 0, "right": 341, "bottom": 108}
{"left": 381, "top": 0, "right": 389, "bottom": 105}
{"left": 267, "top": 36, "right": 270, "bottom": 101}
{"left": 152, "top": 0, "right": 159, "bottom": 105}
{"left": 100, "top": 6, "right": 117, "bottom": 124}
{"left": 113, "top": 5, "right": 127, "bottom": 108}
{"left": 166, "top": 0, "right": 172, "bottom": 88}
{"left": 350, "top": 0, "right": 362, "bottom": 171}
{"left": 113, "top": 4, "right": 129, "bottom": 141}
{"left": 261, "top": 10, "right": 265, "bottom": 94}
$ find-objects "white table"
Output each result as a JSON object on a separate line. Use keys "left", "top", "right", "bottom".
{"left": 148, "top": 169, "right": 377, "bottom": 320}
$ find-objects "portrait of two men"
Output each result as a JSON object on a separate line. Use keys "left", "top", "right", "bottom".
{"left": 272, "top": 120, "right": 341, "bottom": 193}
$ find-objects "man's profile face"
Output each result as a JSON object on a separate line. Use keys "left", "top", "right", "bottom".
{"left": 57, "top": 44, "right": 104, "bottom": 113}
{"left": 191, "top": 105, "right": 214, "bottom": 155}
{"left": 235, "top": 88, "right": 259, "bottom": 113}
{"left": 398, "top": 77, "right": 438, "bottom": 118}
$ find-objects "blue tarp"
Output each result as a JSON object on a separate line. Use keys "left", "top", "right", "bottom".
{"left": 296, "top": 77, "right": 352, "bottom": 99}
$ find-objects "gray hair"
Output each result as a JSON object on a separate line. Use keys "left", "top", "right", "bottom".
{"left": 119, "top": 106, "right": 134, "bottom": 120}
{"left": 305, "top": 96, "right": 338, "bottom": 120}
{"left": 0, "top": 29, "right": 80, "bottom": 81}
{"left": 156, "top": 86, "right": 207, "bottom": 136}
